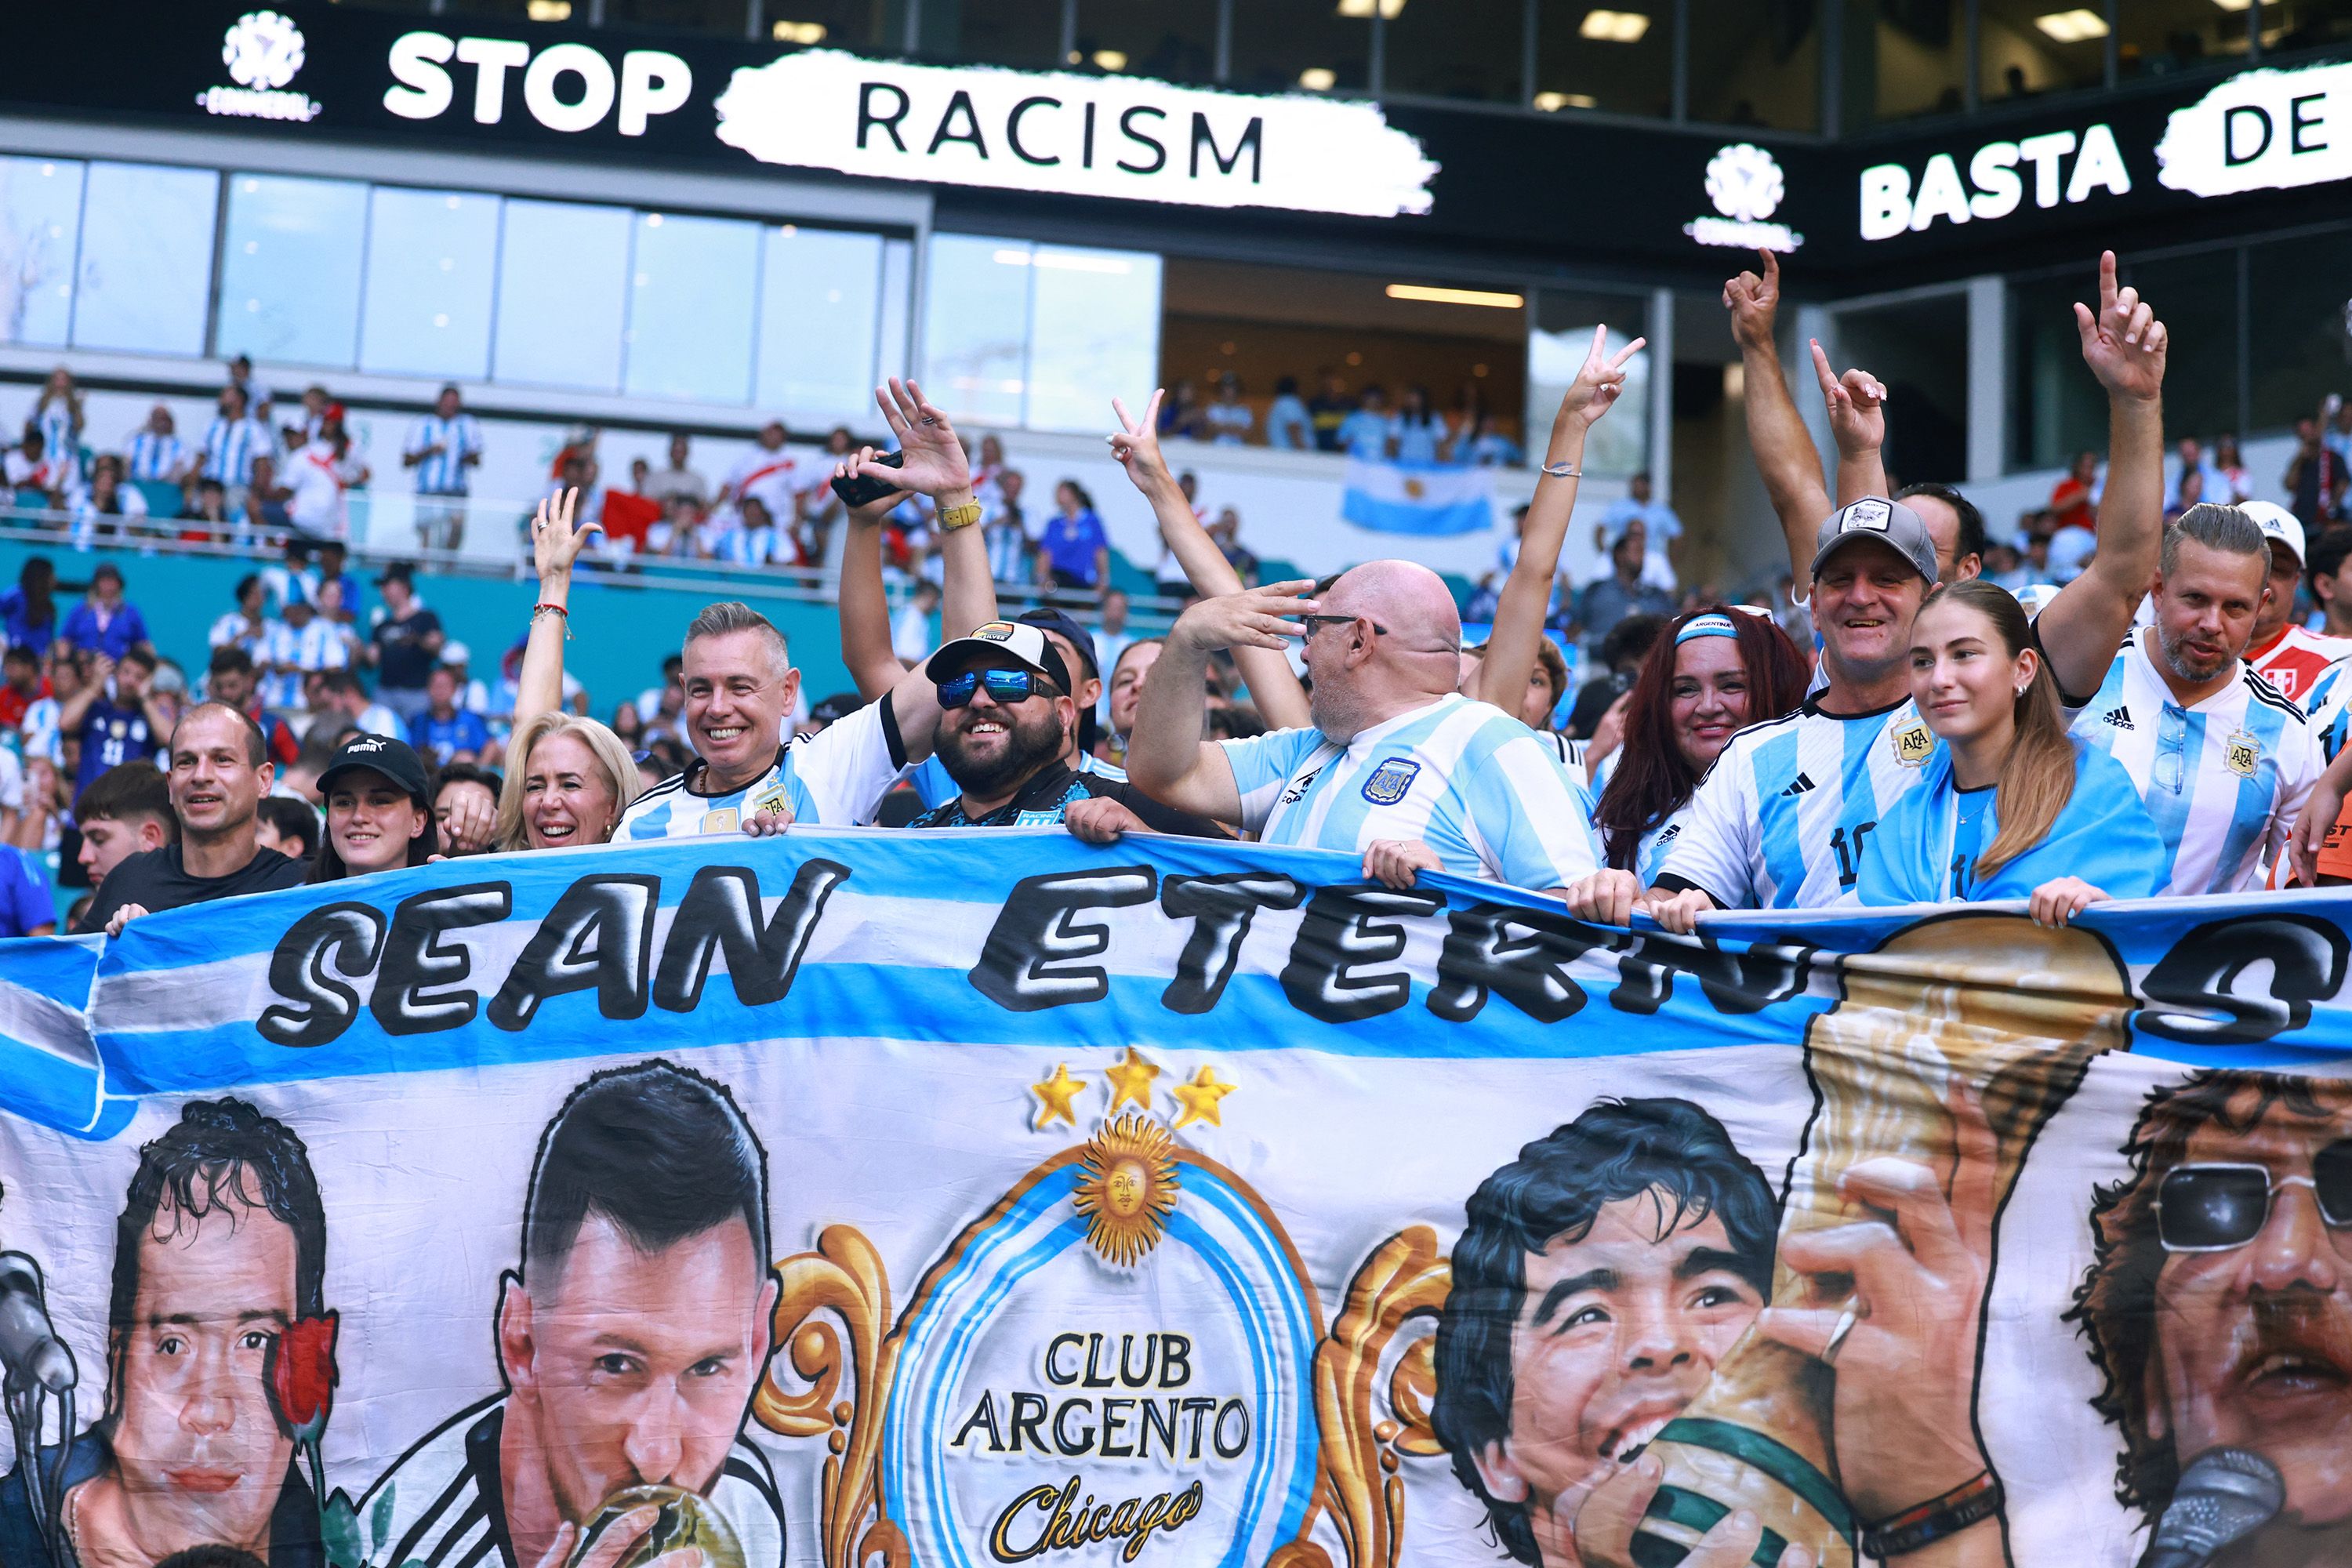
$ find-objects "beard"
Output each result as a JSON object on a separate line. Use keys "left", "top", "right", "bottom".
{"left": 2156, "top": 618, "right": 2237, "bottom": 684}
{"left": 938, "top": 703, "right": 1065, "bottom": 798}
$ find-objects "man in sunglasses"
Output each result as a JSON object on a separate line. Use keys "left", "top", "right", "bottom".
{"left": 1124, "top": 562, "right": 1600, "bottom": 893}
{"left": 910, "top": 619, "right": 1221, "bottom": 836}
{"left": 2074, "top": 1069, "right": 2352, "bottom": 1559}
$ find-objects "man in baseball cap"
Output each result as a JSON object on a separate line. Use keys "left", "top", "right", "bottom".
{"left": 911, "top": 620, "right": 1218, "bottom": 837}
{"left": 2240, "top": 499, "right": 2352, "bottom": 702}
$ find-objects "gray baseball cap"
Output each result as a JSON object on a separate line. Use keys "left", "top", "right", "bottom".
{"left": 1810, "top": 496, "right": 1937, "bottom": 583}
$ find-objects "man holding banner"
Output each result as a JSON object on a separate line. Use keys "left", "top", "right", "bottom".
{"left": 364, "top": 1061, "right": 784, "bottom": 1568}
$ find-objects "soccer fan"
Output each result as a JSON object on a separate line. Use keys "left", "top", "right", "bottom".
{"left": 253, "top": 793, "right": 319, "bottom": 862}
{"left": 368, "top": 564, "right": 444, "bottom": 721}
{"left": 620, "top": 380, "right": 974, "bottom": 840}
{"left": 202, "top": 646, "right": 301, "bottom": 769}
{"left": 79, "top": 704, "right": 307, "bottom": 935}
{"left": 408, "top": 662, "right": 493, "bottom": 766}
{"left": 718, "top": 419, "right": 804, "bottom": 532}
{"left": 59, "top": 649, "right": 169, "bottom": 799}
{"left": 1643, "top": 251, "right": 2167, "bottom": 927}
{"left": 2236, "top": 501, "right": 2352, "bottom": 702}
{"left": 404, "top": 383, "right": 484, "bottom": 551}
{"left": 1562, "top": 608, "right": 1809, "bottom": 922}
{"left": 122, "top": 404, "right": 187, "bottom": 485}
{"left": 431, "top": 760, "right": 502, "bottom": 856}
{"left": 1124, "top": 566, "right": 1601, "bottom": 894}
{"left": 1856, "top": 581, "right": 2162, "bottom": 920}
{"left": 310, "top": 733, "right": 438, "bottom": 881}
{"left": 196, "top": 383, "right": 270, "bottom": 504}
{"left": 71, "top": 761, "right": 174, "bottom": 894}
{"left": 910, "top": 620, "right": 1220, "bottom": 837}
{"left": 2307, "top": 524, "right": 2352, "bottom": 641}
{"left": 57, "top": 563, "right": 153, "bottom": 662}
{"left": 2074, "top": 504, "right": 2323, "bottom": 896}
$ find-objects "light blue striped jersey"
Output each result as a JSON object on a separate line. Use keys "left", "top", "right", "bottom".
{"left": 1654, "top": 695, "right": 1940, "bottom": 909}
{"left": 124, "top": 430, "right": 186, "bottom": 484}
{"left": 618, "top": 696, "right": 909, "bottom": 839}
{"left": 198, "top": 416, "right": 270, "bottom": 485}
{"left": 2069, "top": 632, "right": 2322, "bottom": 895}
{"left": 405, "top": 412, "right": 483, "bottom": 495}
{"left": 711, "top": 523, "right": 789, "bottom": 568}
{"left": 31, "top": 406, "right": 78, "bottom": 467}
{"left": 909, "top": 750, "right": 1125, "bottom": 813}
{"left": 1219, "top": 694, "right": 1599, "bottom": 891}
{"left": 2303, "top": 659, "right": 2352, "bottom": 763}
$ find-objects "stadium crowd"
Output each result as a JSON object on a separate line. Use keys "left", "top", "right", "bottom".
{"left": 5, "top": 245, "right": 2352, "bottom": 955}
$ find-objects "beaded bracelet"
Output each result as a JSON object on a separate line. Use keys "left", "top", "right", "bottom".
{"left": 1860, "top": 1471, "right": 2003, "bottom": 1559}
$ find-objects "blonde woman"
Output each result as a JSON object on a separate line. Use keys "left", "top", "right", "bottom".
{"left": 498, "top": 488, "right": 641, "bottom": 850}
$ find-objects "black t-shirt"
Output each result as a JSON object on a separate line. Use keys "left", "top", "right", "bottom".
{"left": 76, "top": 840, "right": 310, "bottom": 933}
{"left": 372, "top": 606, "right": 443, "bottom": 691}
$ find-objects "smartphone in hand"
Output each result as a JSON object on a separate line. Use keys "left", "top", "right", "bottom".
{"left": 829, "top": 449, "right": 906, "bottom": 508}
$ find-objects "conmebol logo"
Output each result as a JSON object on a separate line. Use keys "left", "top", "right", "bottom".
{"left": 1685, "top": 143, "right": 1802, "bottom": 252}
{"left": 203, "top": 11, "right": 323, "bottom": 122}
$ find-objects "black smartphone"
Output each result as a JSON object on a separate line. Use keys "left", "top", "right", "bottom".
{"left": 829, "top": 449, "right": 906, "bottom": 508}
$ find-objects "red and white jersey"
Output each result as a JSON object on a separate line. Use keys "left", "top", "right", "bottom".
{"left": 724, "top": 446, "right": 800, "bottom": 520}
{"left": 2248, "top": 622, "right": 2352, "bottom": 704}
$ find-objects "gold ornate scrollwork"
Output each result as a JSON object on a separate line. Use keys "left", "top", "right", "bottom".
{"left": 1278, "top": 1226, "right": 1452, "bottom": 1568}
{"left": 754, "top": 1225, "right": 906, "bottom": 1568}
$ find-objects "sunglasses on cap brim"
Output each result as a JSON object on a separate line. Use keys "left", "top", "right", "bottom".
{"left": 2158, "top": 1142, "right": 2352, "bottom": 1252}
{"left": 938, "top": 667, "right": 1062, "bottom": 709}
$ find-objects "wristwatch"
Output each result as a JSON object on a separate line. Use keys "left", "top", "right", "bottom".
{"left": 937, "top": 499, "right": 984, "bottom": 531}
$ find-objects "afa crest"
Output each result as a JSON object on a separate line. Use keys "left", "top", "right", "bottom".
{"left": 2226, "top": 728, "right": 2260, "bottom": 779}
{"left": 1360, "top": 757, "right": 1421, "bottom": 804}
{"left": 1892, "top": 719, "right": 1933, "bottom": 768}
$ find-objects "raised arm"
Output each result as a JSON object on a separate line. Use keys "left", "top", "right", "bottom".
{"left": 1806, "top": 339, "right": 1891, "bottom": 506}
{"left": 1109, "top": 391, "right": 1311, "bottom": 731}
{"left": 858, "top": 377, "right": 978, "bottom": 764}
{"left": 1470, "top": 325, "right": 1642, "bottom": 717}
{"left": 56, "top": 655, "right": 105, "bottom": 735}
{"left": 1725, "top": 249, "right": 1832, "bottom": 596}
{"left": 2037, "top": 252, "right": 2167, "bottom": 700}
{"left": 517, "top": 488, "right": 600, "bottom": 736}
{"left": 1127, "top": 583, "right": 1313, "bottom": 822}
{"left": 837, "top": 481, "right": 918, "bottom": 702}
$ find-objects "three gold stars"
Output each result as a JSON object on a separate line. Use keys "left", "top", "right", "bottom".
{"left": 1026, "top": 1049, "right": 1238, "bottom": 1131}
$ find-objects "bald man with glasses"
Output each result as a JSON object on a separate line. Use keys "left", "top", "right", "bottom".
{"left": 1124, "top": 564, "right": 1601, "bottom": 894}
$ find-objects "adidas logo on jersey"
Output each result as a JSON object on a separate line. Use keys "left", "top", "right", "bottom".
{"left": 2103, "top": 706, "right": 2134, "bottom": 730}
{"left": 1780, "top": 772, "right": 1817, "bottom": 797}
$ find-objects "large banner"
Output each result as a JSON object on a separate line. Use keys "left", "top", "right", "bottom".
{"left": 0, "top": 830, "right": 2348, "bottom": 1568}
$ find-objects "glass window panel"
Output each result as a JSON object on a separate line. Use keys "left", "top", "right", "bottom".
{"left": 2248, "top": 230, "right": 2352, "bottom": 434}
{"left": 2122, "top": 251, "right": 2239, "bottom": 445}
{"left": 624, "top": 212, "right": 760, "bottom": 404}
{"left": 879, "top": 236, "right": 913, "bottom": 382}
{"left": 610, "top": 0, "right": 753, "bottom": 33}
{"left": 217, "top": 173, "right": 366, "bottom": 368}
{"left": 1688, "top": 3, "right": 1819, "bottom": 130}
{"left": 1866, "top": 0, "right": 1966, "bottom": 124}
{"left": 917, "top": 0, "right": 1063, "bottom": 67}
{"left": 73, "top": 162, "right": 218, "bottom": 358}
{"left": 757, "top": 226, "right": 882, "bottom": 423}
{"left": 1388, "top": 0, "right": 1524, "bottom": 103}
{"left": 1980, "top": 0, "right": 2105, "bottom": 102}
{"left": 1026, "top": 244, "right": 1161, "bottom": 434}
{"left": 760, "top": 0, "right": 903, "bottom": 51}
{"left": 922, "top": 234, "right": 1032, "bottom": 427}
{"left": 2115, "top": 0, "right": 2256, "bottom": 82}
{"left": 1835, "top": 293, "right": 1968, "bottom": 484}
{"left": 360, "top": 187, "right": 499, "bottom": 381}
{"left": 2010, "top": 269, "right": 2104, "bottom": 471}
{"left": 1229, "top": 0, "right": 1370, "bottom": 95}
{"left": 1535, "top": 2, "right": 1670, "bottom": 120}
{"left": 1532, "top": 289, "right": 1648, "bottom": 477}
{"left": 493, "top": 199, "right": 632, "bottom": 393}
{"left": 0, "top": 157, "right": 83, "bottom": 348}
{"left": 1074, "top": 0, "right": 1218, "bottom": 82}
{"left": 2256, "top": 0, "right": 2352, "bottom": 67}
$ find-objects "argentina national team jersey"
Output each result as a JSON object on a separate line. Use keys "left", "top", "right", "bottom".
{"left": 405, "top": 412, "right": 483, "bottom": 494}
{"left": 2070, "top": 632, "right": 2322, "bottom": 895}
{"left": 363, "top": 1398, "right": 786, "bottom": 1568}
{"left": 1653, "top": 695, "right": 1939, "bottom": 909}
{"left": 1220, "top": 694, "right": 1599, "bottom": 890}
{"left": 618, "top": 696, "right": 909, "bottom": 838}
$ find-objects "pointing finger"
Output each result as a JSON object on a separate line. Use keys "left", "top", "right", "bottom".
{"left": 1607, "top": 336, "right": 1648, "bottom": 371}
{"left": 2098, "top": 249, "right": 2118, "bottom": 314}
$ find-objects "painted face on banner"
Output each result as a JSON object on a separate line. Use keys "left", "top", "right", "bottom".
{"left": 2150, "top": 1083, "right": 2352, "bottom": 1526}
{"left": 506, "top": 1213, "right": 778, "bottom": 1523}
{"left": 1475, "top": 1190, "right": 1762, "bottom": 1530}
{"left": 107, "top": 1174, "right": 300, "bottom": 1555}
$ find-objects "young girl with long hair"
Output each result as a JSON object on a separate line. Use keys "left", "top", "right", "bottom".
{"left": 310, "top": 734, "right": 439, "bottom": 882}
{"left": 1858, "top": 579, "right": 2162, "bottom": 925}
{"left": 1563, "top": 604, "right": 1809, "bottom": 923}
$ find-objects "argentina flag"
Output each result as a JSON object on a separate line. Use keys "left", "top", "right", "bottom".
{"left": 1339, "top": 457, "right": 1495, "bottom": 535}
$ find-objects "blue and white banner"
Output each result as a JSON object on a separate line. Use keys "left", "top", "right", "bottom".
{"left": 1339, "top": 460, "right": 1495, "bottom": 537}
{"left": 1, "top": 831, "right": 2350, "bottom": 1568}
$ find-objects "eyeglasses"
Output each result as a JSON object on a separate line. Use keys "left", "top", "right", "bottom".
{"left": 1301, "top": 613, "right": 1389, "bottom": 638}
{"left": 2158, "top": 1142, "right": 2352, "bottom": 1252}
{"left": 2153, "top": 705, "right": 2190, "bottom": 794}
{"left": 938, "top": 668, "right": 1062, "bottom": 709}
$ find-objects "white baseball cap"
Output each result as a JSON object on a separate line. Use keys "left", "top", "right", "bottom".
{"left": 2240, "top": 500, "right": 2305, "bottom": 568}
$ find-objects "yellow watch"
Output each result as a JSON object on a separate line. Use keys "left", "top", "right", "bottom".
{"left": 937, "top": 499, "right": 984, "bottom": 531}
